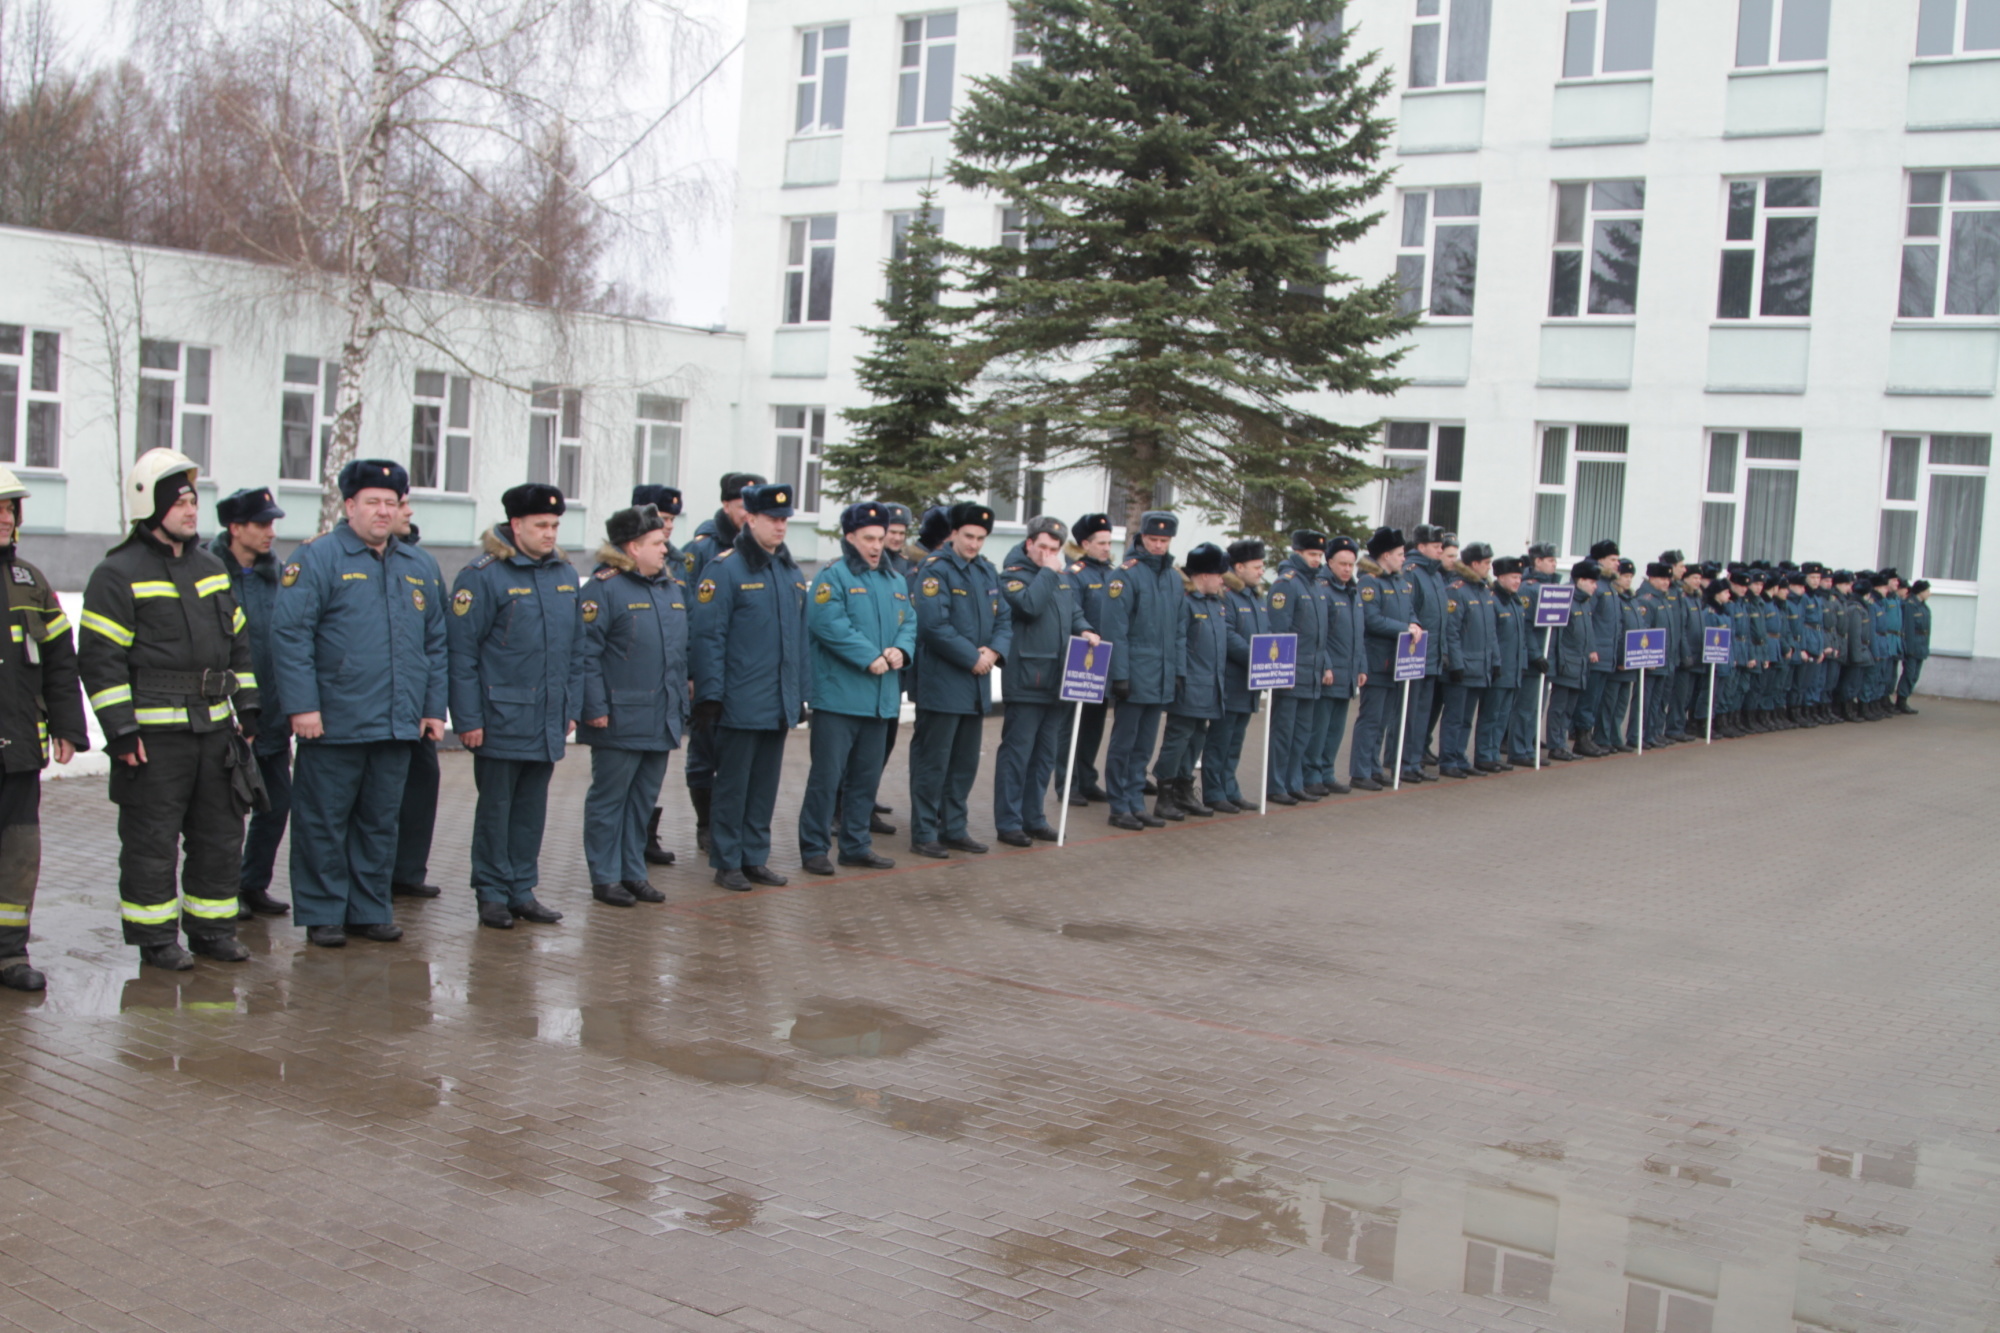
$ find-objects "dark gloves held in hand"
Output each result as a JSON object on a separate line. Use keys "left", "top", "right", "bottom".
{"left": 691, "top": 699, "right": 724, "bottom": 726}
{"left": 1111, "top": 679, "right": 1131, "bottom": 700}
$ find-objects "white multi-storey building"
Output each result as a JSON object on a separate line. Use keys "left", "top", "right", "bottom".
{"left": 726, "top": 0, "right": 2000, "bottom": 695}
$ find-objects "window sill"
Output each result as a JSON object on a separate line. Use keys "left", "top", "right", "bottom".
{"left": 1710, "top": 319, "right": 1811, "bottom": 329}
{"left": 889, "top": 122, "right": 952, "bottom": 134}
{"left": 1541, "top": 318, "right": 1637, "bottom": 328}
{"left": 790, "top": 132, "right": 844, "bottom": 143}
{"left": 1403, "top": 83, "right": 1486, "bottom": 97}
{"left": 1909, "top": 53, "right": 2000, "bottom": 66}
{"left": 1891, "top": 319, "right": 2000, "bottom": 329}
{"left": 409, "top": 491, "right": 476, "bottom": 503}
{"left": 1727, "top": 63, "right": 1828, "bottom": 78}
{"left": 1555, "top": 73, "right": 1652, "bottom": 87}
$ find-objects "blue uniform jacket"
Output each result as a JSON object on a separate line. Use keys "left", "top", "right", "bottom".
{"left": 1068, "top": 553, "right": 1113, "bottom": 632}
{"left": 914, "top": 545, "right": 1013, "bottom": 716}
{"left": 1265, "top": 554, "right": 1330, "bottom": 700}
{"left": 210, "top": 532, "right": 288, "bottom": 756}
{"left": 579, "top": 547, "right": 688, "bottom": 751}
{"left": 1491, "top": 582, "right": 1530, "bottom": 690}
{"left": 808, "top": 541, "right": 915, "bottom": 719}
{"left": 1631, "top": 583, "right": 1674, "bottom": 678}
{"left": 1442, "top": 565, "right": 1499, "bottom": 682}
{"left": 1547, "top": 595, "right": 1597, "bottom": 688}
{"left": 1588, "top": 583, "right": 1624, "bottom": 674}
{"left": 684, "top": 509, "right": 737, "bottom": 582}
{"left": 1903, "top": 597, "right": 1930, "bottom": 658}
{"left": 1404, "top": 551, "right": 1448, "bottom": 672}
{"left": 270, "top": 520, "right": 448, "bottom": 744}
{"left": 446, "top": 525, "right": 586, "bottom": 762}
{"left": 1322, "top": 572, "right": 1367, "bottom": 699}
{"left": 1221, "top": 575, "right": 1270, "bottom": 714}
{"left": 1357, "top": 558, "right": 1419, "bottom": 681}
{"left": 1702, "top": 605, "right": 1734, "bottom": 678}
{"left": 690, "top": 529, "right": 809, "bottom": 730}
{"left": 1100, "top": 549, "right": 1182, "bottom": 705}
{"left": 998, "top": 541, "right": 1090, "bottom": 704}
{"left": 1168, "top": 588, "right": 1228, "bottom": 720}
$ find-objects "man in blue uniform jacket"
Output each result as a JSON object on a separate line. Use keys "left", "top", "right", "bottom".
{"left": 1101, "top": 510, "right": 1182, "bottom": 830}
{"left": 1154, "top": 542, "right": 1230, "bottom": 821}
{"left": 1207, "top": 539, "right": 1269, "bottom": 813}
{"left": 1264, "top": 531, "right": 1331, "bottom": 807}
{"left": 447, "top": 483, "right": 584, "bottom": 929}
{"left": 690, "top": 482, "right": 809, "bottom": 891}
{"left": 387, "top": 493, "right": 449, "bottom": 900}
{"left": 993, "top": 516, "right": 1096, "bottom": 845}
{"left": 271, "top": 460, "right": 448, "bottom": 947}
{"left": 681, "top": 471, "right": 765, "bottom": 856}
{"left": 212, "top": 486, "right": 293, "bottom": 920}
{"left": 630, "top": 482, "right": 689, "bottom": 866}
{"left": 910, "top": 502, "right": 1013, "bottom": 857}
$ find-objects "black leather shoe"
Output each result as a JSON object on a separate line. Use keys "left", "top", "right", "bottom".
{"left": 1026, "top": 825, "right": 1060, "bottom": 842}
{"left": 1080, "top": 783, "right": 1111, "bottom": 802}
{"left": 1135, "top": 811, "right": 1165, "bottom": 828}
{"left": 870, "top": 814, "right": 897, "bottom": 835}
{"left": 477, "top": 903, "right": 515, "bottom": 929}
{"left": 837, "top": 852, "right": 896, "bottom": 869}
{"left": 141, "top": 942, "right": 196, "bottom": 969}
{"left": 236, "top": 901, "right": 254, "bottom": 921}
{"left": 800, "top": 855, "right": 837, "bottom": 877}
{"left": 1438, "top": 766, "right": 1472, "bottom": 779}
{"left": 1206, "top": 797, "right": 1241, "bottom": 814}
{"left": 592, "top": 882, "right": 637, "bottom": 906}
{"left": 1896, "top": 699, "right": 1918, "bottom": 714}
{"left": 643, "top": 845, "right": 676, "bottom": 867}
{"left": 510, "top": 898, "right": 564, "bottom": 924}
{"left": 942, "top": 836, "right": 988, "bottom": 854}
{"left": 1107, "top": 812, "right": 1144, "bottom": 830}
{"left": 1325, "top": 781, "right": 1352, "bottom": 795}
{"left": 1506, "top": 753, "right": 1536, "bottom": 767}
{"left": 873, "top": 802, "right": 893, "bottom": 815}
{"left": 1068, "top": 792, "right": 1089, "bottom": 807}
{"left": 1349, "top": 776, "right": 1383, "bottom": 792}
{"left": 391, "top": 881, "right": 442, "bottom": 898}
{"left": 190, "top": 934, "right": 251, "bottom": 962}
{"left": 0, "top": 962, "right": 45, "bottom": 991}
{"left": 623, "top": 880, "right": 666, "bottom": 903}
{"left": 1152, "top": 799, "right": 1185, "bottom": 822}
{"left": 742, "top": 865, "right": 788, "bottom": 886}
{"left": 1267, "top": 791, "right": 1298, "bottom": 806}
{"left": 305, "top": 926, "right": 348, "bottom": 949}
{"left": 995, "top": 830, "right": 1032, "bottom": 847}
{"left": 1302, "top": 783, "right": 1330, "bottom": 798}
{"left": 1401, "top": 769, "right": 1431, "bottom": 785}
{"left": 1293, "top": 788, "right": 1323, "bottom": 803}
{"left": 1547, "top": 748, "right": 1576, "bottom": 762}
{"left": 241, "top": 890, "right": 291, "bottom": 916}
{"left": 1475, "top": 760, "right": 1506, "bottom": 773}
{"left": 347, "top": 922, "right": 404, "bottom": 942}
{"left": 910, "top": 841, "right": 950, "bottom": 859}
{"left": 713, "top": 869, "right": 753, "bottom": 891}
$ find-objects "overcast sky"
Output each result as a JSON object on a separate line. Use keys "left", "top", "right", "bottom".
{"left": 55, "top": 0, "right": 746, "bottom": 329}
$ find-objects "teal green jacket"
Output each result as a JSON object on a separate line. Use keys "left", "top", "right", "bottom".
{"left": 807, "top": 541, "right": 916, "bottom": 719}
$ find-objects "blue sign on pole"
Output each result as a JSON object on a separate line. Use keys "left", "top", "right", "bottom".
{"left": 1393, "top": 631, "right": 1427, "bottom": 682}
{"left": 1061, "top": 637, "right": 1112, "bottom": 703}
{"left": 1247, "top": 633, "right": 1297, "bottom": 691}
{"left": 1623, "top": 628, "right": 1668, "bottom": 670}
{"left": 1534, "top": 584, "right": 1575, "bottom": 628}
{"left": 1702, "top": 626, "right": 1732, "bottom": 665}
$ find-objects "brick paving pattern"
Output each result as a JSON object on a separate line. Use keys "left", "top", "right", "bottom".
{"left": 3, "top": 702, "right": 1996, "bottom": 1332}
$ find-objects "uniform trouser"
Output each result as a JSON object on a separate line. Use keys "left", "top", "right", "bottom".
{"left": 1203, "top": 711, "right": 1252, "bottom": 804}
{"left": 993, "top": 702, "right": 1064, "bottom": 835}
{"left": 290, "top": 740, "right": 410, "bottom": 928}
{"left": 709, "top": 726, "right": 788, "bottom": 870}
{"left": 684, "top": 717, "right": 717, "bottom": 791}
{"left": 1627, "top": 673, "right": 1668, "bottom": 745}
{"left": 1105, "top": 699, "right": 1164, "bottom": 816}
{"left": 0, "top": 770, "right": 42, "bottom": 968}
{"left": 111, "top": 730, "right": 244, "bottom": 947}
{"left": 1065, "top": 701, "right": 1109, "bottom": 791}
{"left": 1155, "top": 714, "right": 1211, "bottom": 786}
{"left": 1268, "top": 692, "right": 1313, "bottom": 794}
{"left": 1839, "top": 663, "right": 1873, "bottom": 701}
{"left": 584, "top": 747, "right": 671, "bottom": 885}
{"left": 1387, "top": 677, "right": 1434, "bottom": 777}
{"left": 1350, "top": 683, "right": 1394, "bottom": 781}
{"left": 1422, "top": 683, "right": 1446, "bottom": 760}
{"left": 1545, "top": 684, "right": 1583, "bottom": 749}
{"left": 1438, "top": 683, "right": 1486, "bottom": 769}
{"left": 1506, "top": 677, "right": 1543, "bottom": 758}
{"left": 1669, "top": 668, "right": 1696, "bottom": 734}
{"left": 237, "top": 744, "right": 293, "bottom": 896}
{"left": 470, "top": 754, "right": 555, "bottom": 905}
{"left": 1686, "top": 668, "right": 1712, "bottom": 732}
{"left": 801, "top": 712, "right": 890, "bottom": 858}
{"left": 393, "top": 736, "right": 440, "bottom": 885}
{"left": 1596, "top": 675, "right": 1633, "bottom": 747}
{"left": 1477, "top": 686, "right": 1517, "bottom": 765}
{"left": 910, "top": 710, "right": 982, "bottom": 842}
{"left": 1304, "top": 695, "right": 1340, "bottom": 785}
{"left": 1576, "top": 670, "right": 1608, "bottom": 736}
{"left": 1898, "top": 655, "right": 1925, "bottom": 699}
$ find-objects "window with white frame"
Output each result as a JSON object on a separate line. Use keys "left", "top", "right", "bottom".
{"left": 634, "top": 396, "right": 684, "bottom": 488}
{"left": 1916, "top": 0, "right": 2000, "bottom": 56}
{"left": 1623, "top": 1280, "right": 1715, "bottom": 1333}
{"left": 1560, "top": 0, "right": 1656, "bottom": 77}
{"left": 528, "top": 383, "right": 581, "bottom": 496}
{"left": 1717, "top": 176, "right": 1819, "bottom": 319}
{"left": 1532, "top": 423, "right": 1627, "bottom": 556}
{"left": 0, "top": 325, "right": 61, "bottom": 470}
{"left": 888, "top": 208, "right": 945, "bottom": 297}
{"left": 783, "top": 216, "right": 838, "bottom": 325}
{"left": 775, "top": 406, "right": 825, "bottom": 513}
{"left": 411, "top": 372, "right": 472, "bottom": 493}
{"left": 1899, "top": 169, "right": 1999, "bottom": 318}
{"left": 896, "top": 12, "right": 957, "bottom": 127}
{"left": 1407, "top": 0, "right": 1491, "bottom": 88}
{"left": 1395, "top": 187, "right": 1480, "bottom": 318}
{"left": 280, "top": 355, "right": 339, "bottom": 482}
{"left": 1463, "top": 1238, "right": 1552, "bottom": 1302}
{"left": 1878, "top": 433, "right": 1988, "bottom": 583}
{"left": 1549, "top": 180, "right": 1645, "bottom": 318}
{"left": 1382, "top": 421, "right": 1464, "bottom": 533}
{"left": 1700, "top": 429, "right": 1801, "bottom": 565}
{"left": 137, "top": 340, "right": 214, "bottom": 471}
{"left": 795, "top": 25, "right": 849, "bottom": 136}
{"left": 1733, "top": 0, "right": 1829, "bottom": 65}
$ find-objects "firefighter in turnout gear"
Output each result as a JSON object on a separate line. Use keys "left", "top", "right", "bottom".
{"left": 80, "top": 449, "right": 258, "bottom": 970}
{"left": 0, "top": 467, "right": 88, "bottom": 991}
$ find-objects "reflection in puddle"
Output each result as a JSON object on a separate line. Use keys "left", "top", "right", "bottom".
{"left": 780, "top": 999, "right": 934, "bottom": 1058}
{"left": 1058, "top": 922, "right": 1144, "bottom": 943}
{"left": 580, "top": 1005, "right": 783, "bottom": 1083}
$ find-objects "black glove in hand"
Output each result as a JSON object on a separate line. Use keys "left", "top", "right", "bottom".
{"left": 237, "top": 709, "right": 259, "bottom": 742}
{"left": 691, "top": 699, "right": 724, "bottom": 727}
{"left": 1529, "top": 657, "right": 1549, "bottom": 675}
{"left": 108, "top": 730, "right": 142, "bottom": 759}
{"left": 1447, "top": 667, "right": 1465, "bottom": 684}
{"left": 1111, "top": 679, "right": 1131, "bottom": 701}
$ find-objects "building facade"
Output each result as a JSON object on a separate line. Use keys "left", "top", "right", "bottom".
{"left": 726, "top": 0, "right": 2000, "bottom": 694}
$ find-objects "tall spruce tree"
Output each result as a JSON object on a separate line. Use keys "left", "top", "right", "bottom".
{"left": 830, "top": 194, "right": 976, "bottom": 508}
{"left": 948, "top": 0, "right": 1414, "bottom": 541}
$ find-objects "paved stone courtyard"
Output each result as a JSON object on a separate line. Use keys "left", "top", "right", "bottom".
{"left": 3, "top": 700, "right": 1997, "bottom": 1333}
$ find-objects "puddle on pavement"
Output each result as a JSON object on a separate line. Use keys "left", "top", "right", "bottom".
{"left": 579, "top": 1005, "right": 784, "bottom": 1083}
{"left": 659, "top": 1192, "right": 762, "bottom": 1233}
{"left": 777, "top": 999, "right": 934, "bottom": 1058}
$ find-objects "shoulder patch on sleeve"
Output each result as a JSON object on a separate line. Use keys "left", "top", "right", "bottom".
{"left": 814, "top": 582, "right": 833, "bottom": 604}
{"left": 921, "top": 576, "right": 941, "bottom": 597}
{"left": 697, "top": 578, "right": 717, "bottom": 604}
{"left": 9, "top": 564, "right": 33, "bottom": 586}
{"left": 1361, "top": 586, "right": 1376, "bottom": 601}
{"left": 1269, "top": 590, "right": 1286, "bottom": 610}
{"left": 281, "top": 563, "right": 301, "bottom": 587}
{"left": 1005, "top": 579, "right": 1025, "bottom": 593}
{"left": 580, "top": 599, "right": 599, "bottom": 623}
{"left": 1107, "top": 580, "right": 1123, "bottom": 599}
{"left": 452, "top": 588, "right": 474, "bottom": 616}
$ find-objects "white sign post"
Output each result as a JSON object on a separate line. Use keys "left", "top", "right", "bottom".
{"left": 1390, "top": 631, "right": 1425, "bottom": 790}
